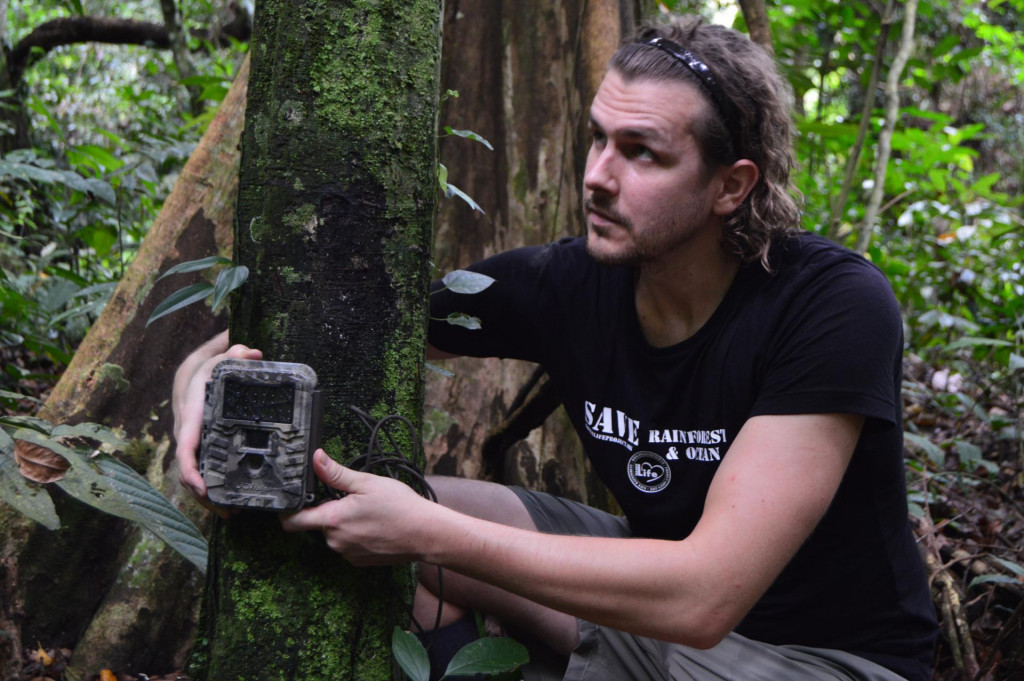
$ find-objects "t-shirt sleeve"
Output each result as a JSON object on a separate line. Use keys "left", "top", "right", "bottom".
{"left": 427, "top": 243, "right": 564, "bottom": 363}
{"left": 749, "top": 257, "right": 903, "bottom": 428}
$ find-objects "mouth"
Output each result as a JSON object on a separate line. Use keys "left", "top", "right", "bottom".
{"left": 584, "top": 198, "right": 627, "bottom": 229}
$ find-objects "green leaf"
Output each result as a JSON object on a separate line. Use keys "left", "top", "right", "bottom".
{"left": 67, "top": 144, "right": 124, "bottom": 172}
{"left": 211, "top": 265, "right": 249, "bottom": 310}
{"left": 444, "top": 637, "right": 529, "bottom": 677}
{"left": 944, "top": 337, "right": 1014, "bottom": 352}
{"left": 0, "top": 389, "right": 41, "bottom": 404}
{"left": 0, "top": 451, "right": 60, "bottom": 530}
{"left": 83, "top": 178, "right": 116, "bottom": 205}
{"left": 438, "top": 162, "right": 449, "bottom": 192}
{"left": 446, "top": 313, "right": 482, "bottom": 330}
{"left": 444, "top": 182, "right": 485, "bottom": 214}
{"left": 992, "top": 556, "right": 1024, "bottom": 578}
{"left": 904, "top": 432, "right": 945, "bottom": 467}
{"left": 147, "top": 283, "right": 214, "bottom": 327}
{"left": 392, "top": 627, "right": 430, "bottom": 681}
{"left": 156, "top": 255, "right": 233, "bottom": 282}
{"left": 442, "top": 270, "right": 495, "bottom": 295}
{"left": 444, "top": 127, "right": 495, "bottom": 150}
{"left": 51, "top": 422, "right": 129, "bottom": 450}
{"left": 967, "top": 574, "right": 1021, "bottom": 589}
{"left": 91, "top": 454, "right": 208, "bottom": 572}
{"left": 954, "top": 440, "right": 983, "bottom": 468}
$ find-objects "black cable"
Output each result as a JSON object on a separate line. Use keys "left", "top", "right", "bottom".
{"left": 337, "top": 405, "right": 447, "bottom": 644}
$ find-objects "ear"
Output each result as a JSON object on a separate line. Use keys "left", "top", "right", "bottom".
{"left": 712, "top": 159, "right": 759, "bottom": 216}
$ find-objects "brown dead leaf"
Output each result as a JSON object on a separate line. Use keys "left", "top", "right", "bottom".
{"left": 13, "top": 440, "right": 70, "bottom": 483}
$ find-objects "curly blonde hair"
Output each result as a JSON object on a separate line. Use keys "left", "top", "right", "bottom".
{"left": 610, "top": 16, "right": 801, "bottom": 268}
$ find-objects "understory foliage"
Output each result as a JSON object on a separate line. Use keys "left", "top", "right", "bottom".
{"left": 2, "top": 0, "right": 1024, "bottom": 679}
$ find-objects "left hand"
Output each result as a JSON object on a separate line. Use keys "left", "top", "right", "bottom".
{"left": 280, "top": 450, "right": 434, "bottom": 566}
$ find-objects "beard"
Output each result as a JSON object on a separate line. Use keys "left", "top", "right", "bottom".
{"left": 583, "top": 194, "right": 708, "bottom": 267}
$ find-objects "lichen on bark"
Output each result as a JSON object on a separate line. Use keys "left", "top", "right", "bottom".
{"left": 196, "top": 1, "right": 443, "bottom": 679}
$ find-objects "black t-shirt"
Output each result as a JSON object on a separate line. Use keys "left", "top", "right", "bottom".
{"left": 429, "top": 233, "right": 938, "bottom": 681}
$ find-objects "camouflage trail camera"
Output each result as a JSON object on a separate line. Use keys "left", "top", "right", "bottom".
{"left": 200, "top": 359, "right": 323, "bottom": 510}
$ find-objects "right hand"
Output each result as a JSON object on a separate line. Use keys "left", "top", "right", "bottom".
{"left": 172, "top": 331, "right": 263, "bottom": 511}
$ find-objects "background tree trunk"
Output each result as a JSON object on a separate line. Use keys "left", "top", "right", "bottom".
{"left": 193, "top": 1, "right": 442, "bottom": 679}
{"left": 424, "top": 0, "right": 635, "bottom": 512}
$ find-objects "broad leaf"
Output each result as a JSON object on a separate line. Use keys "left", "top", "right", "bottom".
{"left": 444, "top": 637, "right": 529, "bottom": 677}
{"left": 444, "top": 182, "right": 485, "bottom": 214}
{"left": 903, "top": 432, "right": 945, "bottom": 467}
{"left": 92, "top": 454, "right": 208, "bottom": 572}
{"left": 156, "top": 255, "right": 233, "bottom": 282}
{"left": 443, "top": 126, "right": 494, "bottom": 150}
{"left": 211, "top": 265, "right": 249, "bottom": 310}
{"left": 392, "top": 627, "right": 430, "bottom": 681}
{"left": 446, "top": 313, "right": 482, "bottom": 330}
{"left": 52, "top": 422, "right": 129, "bottom": 450}
{"left": 147, "top": 283, "right": 214, "bottom": 326}
{"left": 0, "top": 451, "right": 60, "bottom": 530}
{"left": 442, "top": 270, "right": 495, "bottom": 295}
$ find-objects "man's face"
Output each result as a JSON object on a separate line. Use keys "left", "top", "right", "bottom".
{"left": 583, "top": 69, "right": 718, "bottom": 266}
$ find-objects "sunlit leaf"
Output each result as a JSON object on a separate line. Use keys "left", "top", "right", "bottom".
{"left": 443, "top": 126, "right": 494, "bottom": 150}
{"left": 146, "top": 283, "right": 214, "bottom": 327}
{"left": 446, "top": 313, "right": 482, "bottom": 330}
{"left": 444, "top": 182, "right": 485, "bottom": 214}
{"left": 442, "top": 270, "right": 495, "bottom": 295}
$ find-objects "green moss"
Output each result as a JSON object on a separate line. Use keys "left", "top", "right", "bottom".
{"left": 97, "top": 363, "right": 130, "bottom": 393}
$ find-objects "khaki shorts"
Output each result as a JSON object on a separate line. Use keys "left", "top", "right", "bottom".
{"left": 508, "top": 488, "right": 908, "bottom": 681}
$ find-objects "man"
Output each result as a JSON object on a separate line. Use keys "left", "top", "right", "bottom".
{"left": 174, "top": 16, "right": 938, "bottom": 681}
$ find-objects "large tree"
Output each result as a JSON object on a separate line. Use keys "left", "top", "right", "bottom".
{"left": 190, "top": 1, "right": 443, "bottom": 679}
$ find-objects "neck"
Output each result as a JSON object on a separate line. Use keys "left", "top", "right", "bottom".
{"left": 634, "top": 235, "right": 740, "bottom": 348}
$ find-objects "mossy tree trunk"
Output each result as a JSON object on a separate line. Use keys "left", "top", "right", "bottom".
{"left": 193, "top": 2, "right": 442, "bottom": 680}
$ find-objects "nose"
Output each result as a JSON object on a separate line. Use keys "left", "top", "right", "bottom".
{"left": 584, "top": 143, "right": 618, "bottom": 196}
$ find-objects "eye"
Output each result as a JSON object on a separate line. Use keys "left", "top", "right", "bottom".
{"left": 590, "top": 129, "right": 607, "bottom": 147}
{"left": 628, "top": 145, "right": 656, "bottom": 161}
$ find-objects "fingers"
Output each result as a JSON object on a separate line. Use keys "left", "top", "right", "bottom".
{"left": 312, "top": 449, "right": 358, "bottom": 493}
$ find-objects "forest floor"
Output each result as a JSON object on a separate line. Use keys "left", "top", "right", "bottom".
{"left": 4, "top": 351, "right": 1024, "bottom": 681}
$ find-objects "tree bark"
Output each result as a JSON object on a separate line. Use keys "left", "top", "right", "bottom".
{"left": 737, "top": 0, "right": 774, "bottom": 54}
{"left": 193, "top": 1, "right": 442, "bottom": 679}
{"left": 856, "top": 0, "right": 919, "bottom": 254}
{"left": 424, "top": 0, "right": 634, "bottom": 509}
{"left": 0, "top": 56, "right": 247, "bottom": 681}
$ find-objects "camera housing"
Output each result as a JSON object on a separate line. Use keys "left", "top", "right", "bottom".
{"left": 200, "top": 359, "right": 322, "bottom": 511}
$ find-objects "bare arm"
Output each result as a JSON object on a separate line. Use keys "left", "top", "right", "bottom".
{"left": 282, "top": 411, "right": 863, "bottom": 648}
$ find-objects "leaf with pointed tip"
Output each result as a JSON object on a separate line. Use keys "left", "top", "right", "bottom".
{"left": 446, "top": 313, "right": 482, "bottom": 330}
{"left": 392, "top": 628, "right": 430, "bottom": 681}
{"left": 156, "top": 255, "right": 232, "bottom": 282}
{"left": 444, "top": 637, "right": 529, "bottom": 677}
{"left": 211, "top": 265, "right": 249, "bottom": 310}
{"left": 444, "top": 182, "right": 485, "bottom": 214}
{"left": 443, "top": 127, "right": 494, "bottom": 150}
{"left": 146, "top": 283, "right": 214, "bottom": 327}
{"left": 442, "top": 270, "right": 495, "bottom": 295}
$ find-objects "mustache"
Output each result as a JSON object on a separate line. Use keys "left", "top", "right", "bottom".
{"left": 584, "top": 196, "right": 630, "bottom": 227}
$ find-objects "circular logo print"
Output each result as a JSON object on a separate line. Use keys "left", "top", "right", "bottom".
{"left": 627, "top": 451, "right": 671, "bottom": 493}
